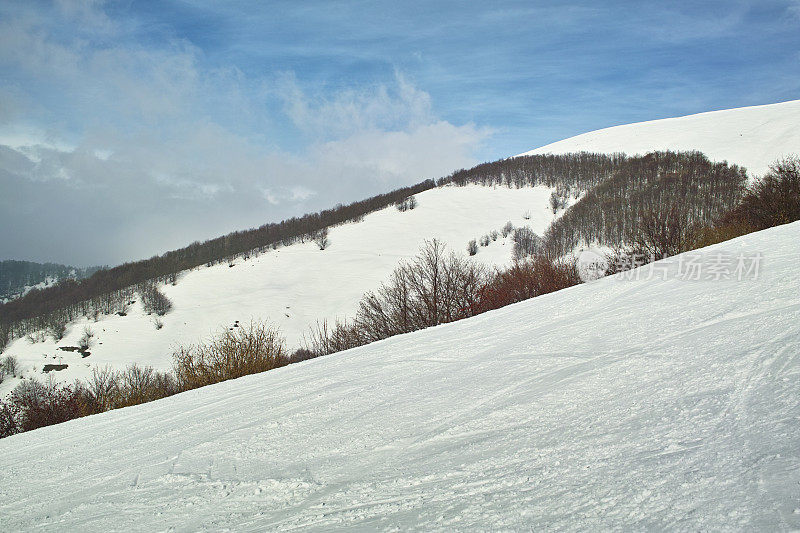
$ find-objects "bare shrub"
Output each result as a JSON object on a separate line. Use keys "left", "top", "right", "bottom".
{"left": 354, "top": 240, "right": 486, "bottom": 343}
{"left": 174, "top": 321, "right": 288, "bottom": 390}
{"left": 288, "top": 348, "right": 316, "bottom": 364}
{"left": 501, "top": 221, "right": 514, "bottom": 237}
{"left": 84, "top": 366, "right": 120, "bottom": 413}
{"left": 6, "top": 378, "right": 85, "bottom": 433}
{"left": 467, "top": 239, "right": 478, "bottom": 256}
{"left": 691, "top": 221, "right": 756, "bottom": 250}
{"left": 81, "top": 364, "right": 178, "bottom": 412}
{"left": 115, "top": 365, "right": 178, "bottom": 406}
{"left": 304, "top": 241, "right": 487, "bottom": 356}
{"left": 303, "top": 319, "right": 365, "bottom": 357}
{"left": 0, "top": 402, "right": 17, "bottom": 438}
{"left": 3, "top": 355, "right": 18, "bottom": 377}
{"left": 79, "top": 326, "right": 94, "bottom": 351}
{"left": 313, "top": 227, "right": 330, "bottom": 250}
{"left": 512, "top": 227, "right": 542, "bottom": 260}
{"left": 473, "top": 256, "right": 582, "bottom": 314}
{"left": 722, "top": 156, "right": 800, "bottom": 231}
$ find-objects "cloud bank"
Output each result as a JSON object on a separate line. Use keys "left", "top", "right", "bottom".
{"left": 0, "top": 2, "right": 486, "bottom": 266}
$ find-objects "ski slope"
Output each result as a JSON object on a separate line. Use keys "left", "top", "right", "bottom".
{"left": 520, "top": 99, "right": 800, "bottom": 177}
{"left": 1, "top": 222, "right": 798, "bottom": 531}
{"left": 1, "top": 185, "right": 559, "bottom": 393}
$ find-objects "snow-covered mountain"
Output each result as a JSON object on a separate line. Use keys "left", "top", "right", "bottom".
{"left": 0, "top": 185, "right": 561, "bottom": 393}
{"left": 2, "top": 221, "right": 798, "bottom": 531}
{"left": 2, "top": 100, "right": 797, "bottom": 394}
{"left": 521, "top": 99, "right": 800, "bottom": 177}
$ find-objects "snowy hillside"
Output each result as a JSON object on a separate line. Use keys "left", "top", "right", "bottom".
{"left": 521, "top": 99, "right": 800, "bottom": 177}
{"left": 1, "top": 221, "right": 798, "bottom": 531}
{"left": 4, "top": 100, "right": 798, "bottom": 395}
{"left": 1, "top": 185, "right": 559, "bottom": 393}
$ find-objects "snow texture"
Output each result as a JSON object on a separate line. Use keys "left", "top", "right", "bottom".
{"left": 520, "top": 99, "right": 800, "bottom": 178}
{"left": 1, "top": 221, "right": 798, "bottom": 531}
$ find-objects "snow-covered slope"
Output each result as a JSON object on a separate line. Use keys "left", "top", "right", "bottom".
{"left": 1, "top": 185, "right": 559, "bottom": 392}
{"left": 521, "top": 99, "right": 800, "bottom": 177}
{"left": 1, "top": 222, "right": 798, "bottom": 531}
{"left": 4, "top": 100, "right": 797, "bottom": 393}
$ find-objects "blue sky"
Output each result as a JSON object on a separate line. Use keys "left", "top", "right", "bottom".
{"left": 1, "top": 0, "right": 799, "bottom": 265}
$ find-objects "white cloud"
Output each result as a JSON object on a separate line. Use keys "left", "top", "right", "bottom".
{"left": 0, "top": 2, "right": 487, "bottom": 265}
{"left": 312, "top": 121, "right": 488, "bottom": 184}
{"left": 278, "top": 71, "right": 435, "bottom": 141}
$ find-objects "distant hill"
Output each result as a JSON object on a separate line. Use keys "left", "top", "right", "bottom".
{"left": 0, "top": 260, "right": 101, "bottom": 302}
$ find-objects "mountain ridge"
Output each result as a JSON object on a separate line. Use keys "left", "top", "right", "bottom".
{"left": 520, "top": 99, "right": 800, "bottom": 177}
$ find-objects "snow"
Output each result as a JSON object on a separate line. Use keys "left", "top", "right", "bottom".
{"left": 520, "top": 99, "right": 800, "bottom": 177}
{"left": 5, "top": 98, "right": 797, "bottom": 392}
{"left": 1, "top": 221, "right": 798, "bottom": 531}
{"left": 1, "top": 184, "right": 559, "bottom": 393}
{"left": 1, "top": 276, "right": 59, "bottom": 304}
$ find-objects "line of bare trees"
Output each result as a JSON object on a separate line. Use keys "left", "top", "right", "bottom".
{"left": 0, "top": 152, "right": 621, "bottom": 347}
{"left": 0, "top": 180, "right": 436, "bottom": 348}
{"left": 4, "top": 157, "right": 797, "bottom": 438}
{"left": 0, "top": 150, "right": 769, "bottom": 352}
{"left": 542, "top": 151, "right": 748, "bottom": 257}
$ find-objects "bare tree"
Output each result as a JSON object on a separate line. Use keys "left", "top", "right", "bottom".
{"left": 352, "top": 240, "right": 487, "bottom": 341}
{"left": 314, "top": 228, "right": 330, "bottom": 250}
{"left": 512, "top": 227, "right": 541, "bottom": 260}
{"left": 138, "top": 282, "right": 173, "bottom": 316}
{"left": 79, "top": 326, "right": 94, "bottom": 351}
{"left": 549, "top": 190, "right": 567, "bottom": 214}
{"left": 633, "top": 205, "right": 698, "bottom": 259}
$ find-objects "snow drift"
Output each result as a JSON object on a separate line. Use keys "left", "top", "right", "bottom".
{"left": 1, "top": 221, "right": 798, "bottom": 531}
